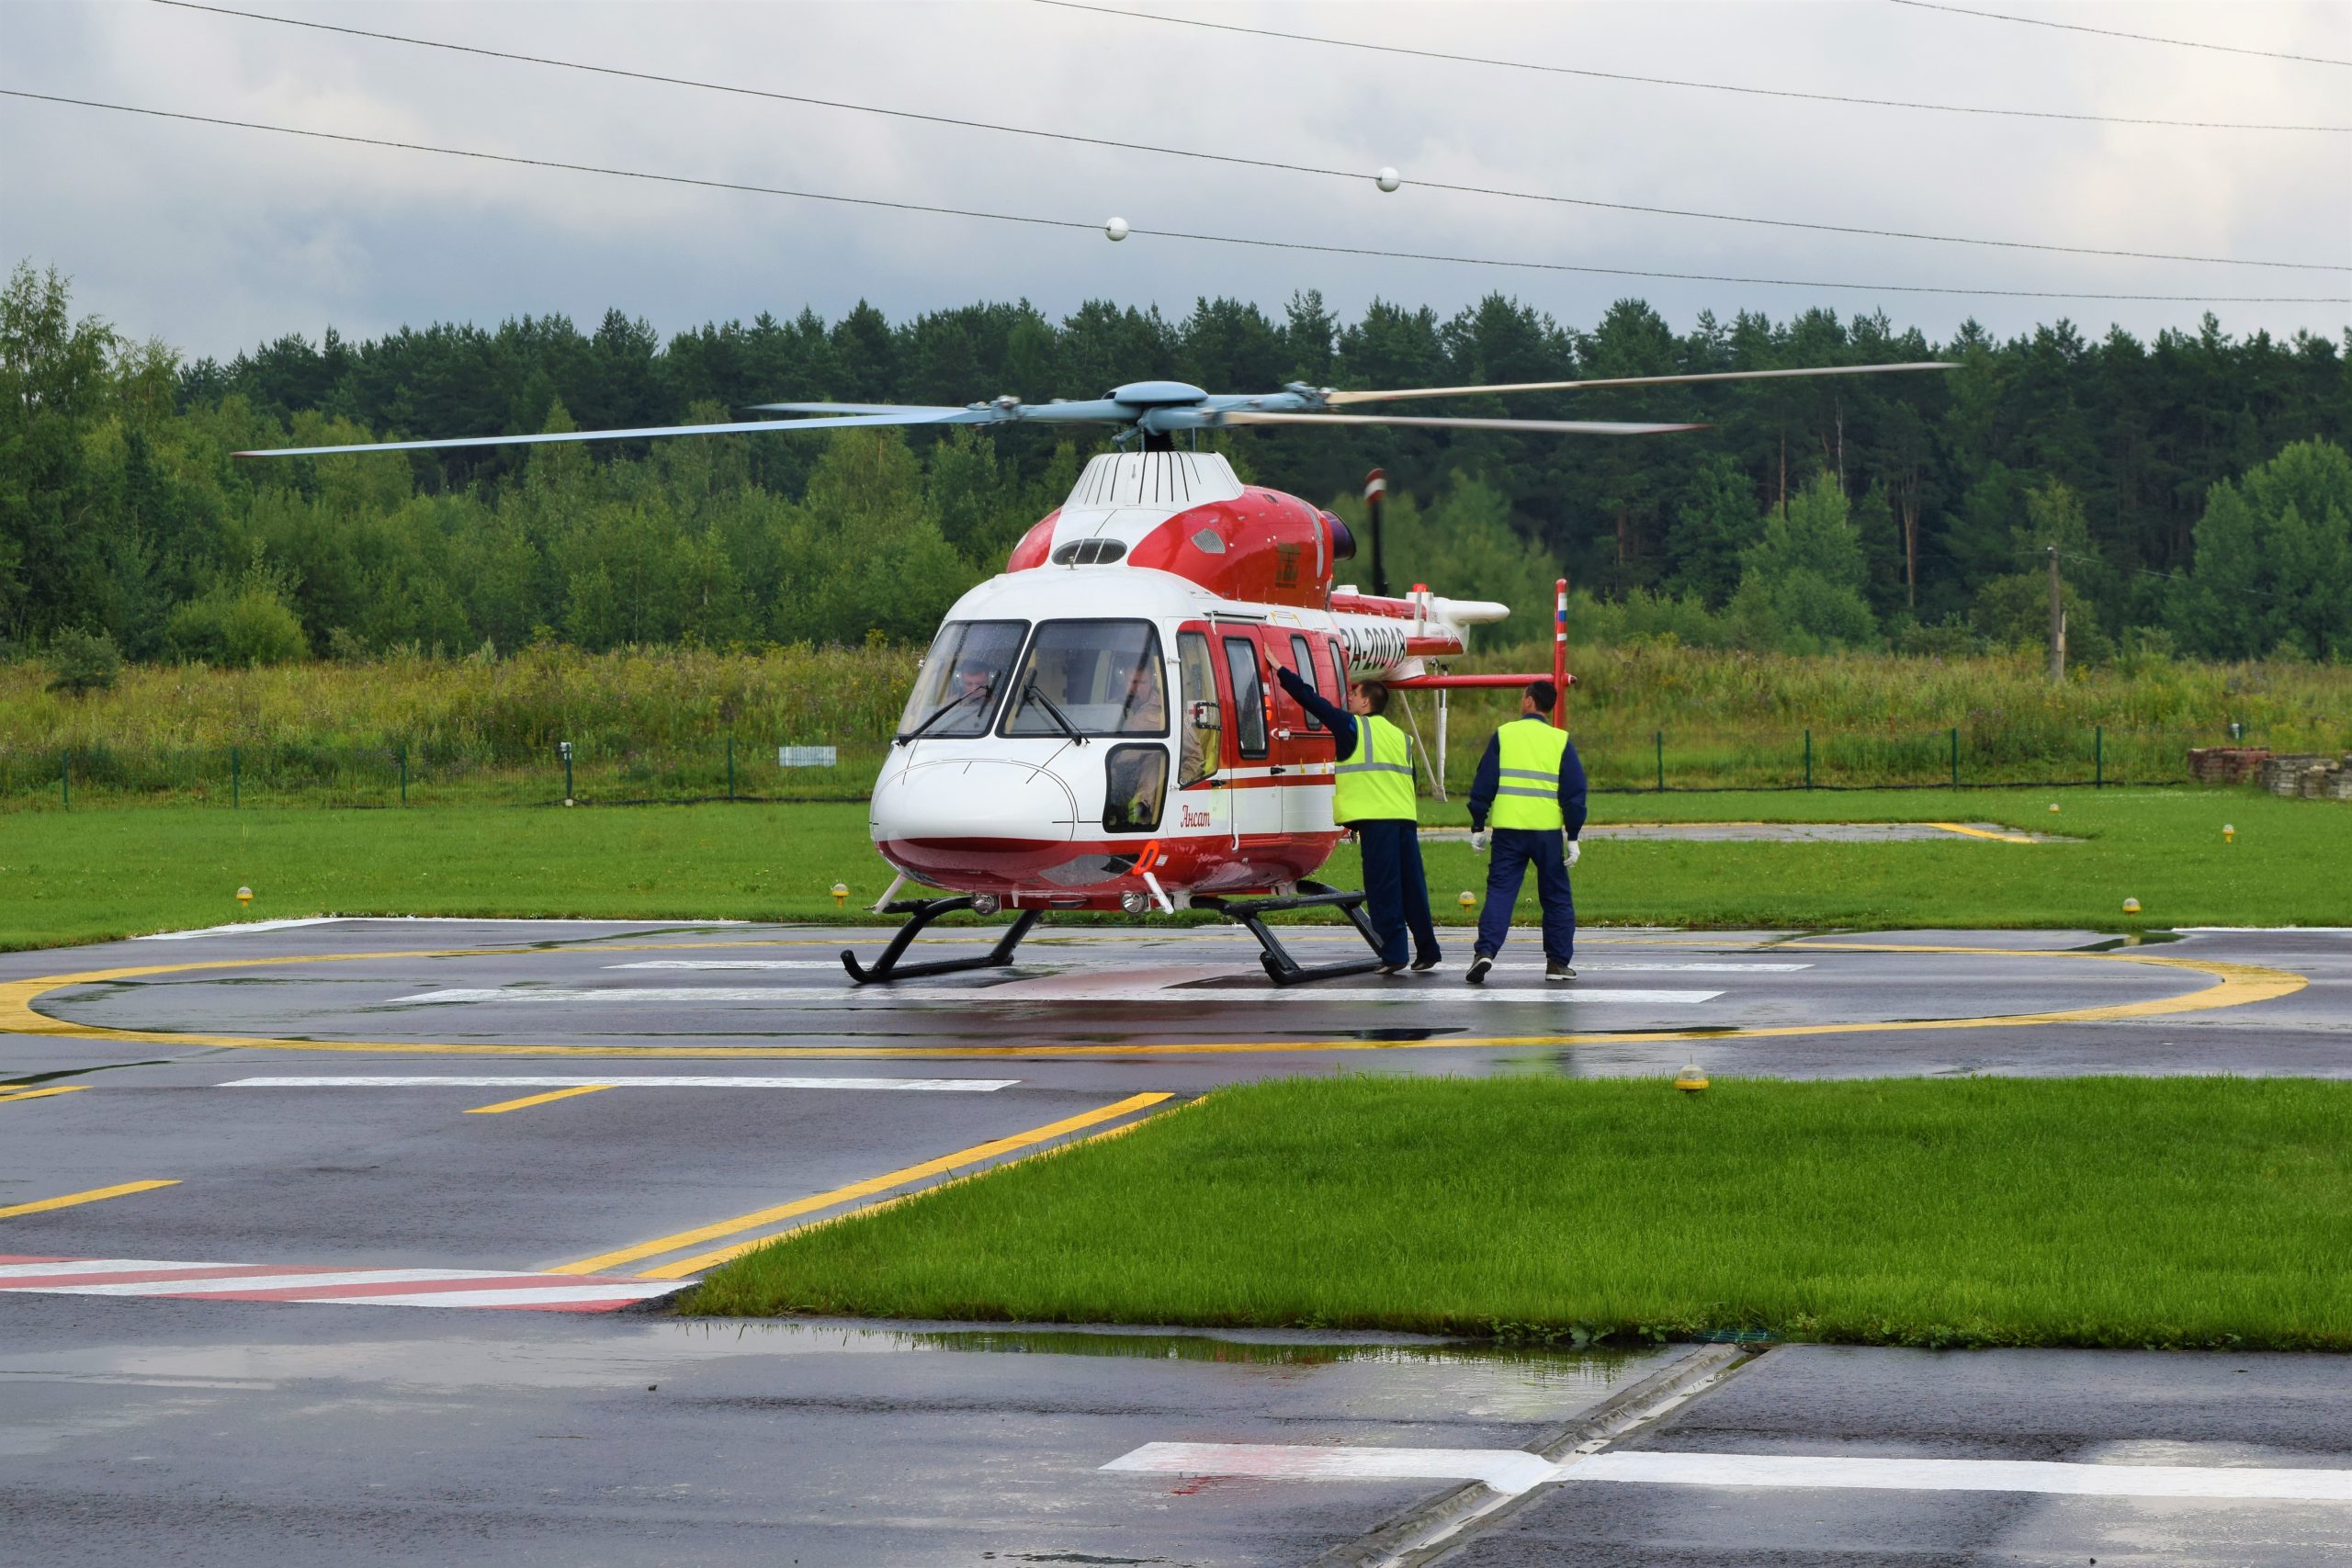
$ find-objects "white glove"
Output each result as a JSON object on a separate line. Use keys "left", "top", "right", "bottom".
{"left": 1469, "top": 829, "right": 1489, "bottom": 852}
{"left": 1565, "top": 837, "right": 1581, "bottom": 868}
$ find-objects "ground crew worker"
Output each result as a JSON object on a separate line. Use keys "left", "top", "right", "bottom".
{"left": 1464, "top": 681, "right": 1588, "bottom": 984}
{"left": 1274, "top": 664, "right": 1441, "bottom": 974}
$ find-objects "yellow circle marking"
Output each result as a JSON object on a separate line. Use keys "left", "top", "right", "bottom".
{"left": 0, "top": 938, "right": 2306, "bottom": 1060}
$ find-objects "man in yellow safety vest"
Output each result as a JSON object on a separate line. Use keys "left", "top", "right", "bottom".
{"left": 1464, "top": 681, "right": 1588, "bottom": 984}
{"left": 1275, "top": 664, "right": 1441, "bottom": 974}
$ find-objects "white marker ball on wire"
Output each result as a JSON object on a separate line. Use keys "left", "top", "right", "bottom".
{"left": 1104, "top": 216, "right": 1130, "bottom": 242}
{"left": 1375, "top": 166, "right": 1401, "bottom": 193}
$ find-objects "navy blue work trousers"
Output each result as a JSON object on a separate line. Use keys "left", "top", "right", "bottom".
{"left": 1351, "top": 819, "right": 1440, "bottom": 967}
{"left": 1476, "top": 828, "right": 1577, "bottom": 964}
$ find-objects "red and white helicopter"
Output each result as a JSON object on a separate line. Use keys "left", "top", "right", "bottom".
{"left": 243, "top": 362, "right": 1949, "bottom": 985}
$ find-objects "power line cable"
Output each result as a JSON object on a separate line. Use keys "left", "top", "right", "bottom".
{"left": 6, "top": 88, "right": 2346, "bottom": 306}
{"left": 144, "top": 0, "right": 2346, "bottom": 274}
{"left": 1885, "top": 0, "right": 2352, "bottom": 69}
{"left": 1031, "top": 0, "right": 2349, "bottom": 134}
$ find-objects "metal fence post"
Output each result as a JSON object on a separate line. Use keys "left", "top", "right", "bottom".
{"left": 2094, "top": 725, "right": 2103, "bottom": 788}
{"left": 232, "top": 747, "right": 240, "bottom": 810}
{"left": 727, "top": 736, "right": 736, "bottom": 802}
{"left": 1655, "top": 729, "right": 1665, "bottom": 793}
{"left": 1804, "top": 728, "right": 1814, "bottom": 790}
{"left": 561, "top": 741, "right": 574, "bottom": 804}
{"left": 1949, "top": 727, "right": 1959, "bottom": 789}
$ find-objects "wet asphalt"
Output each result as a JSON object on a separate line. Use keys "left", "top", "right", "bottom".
{"left": 3, "top": 918, "right": 2348, "bottom": 1564}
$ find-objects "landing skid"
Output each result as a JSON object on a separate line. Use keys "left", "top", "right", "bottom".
{"left": 1197, "top": 880, "right": 1386, "bottom": 987}
{"left": 841, "top": 897, "right": 1044, "bottom": 985}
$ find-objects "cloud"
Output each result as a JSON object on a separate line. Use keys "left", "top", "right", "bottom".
{"left": 6, "top": 0, "right": 2344, "bottom": 364}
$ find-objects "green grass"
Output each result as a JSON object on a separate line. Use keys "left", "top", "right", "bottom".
{"left": 2, "top": 786, "right": 2344, "bottom": 952}
{"left": 8, "top": 639, "right": 2346, "bottom": 806}
{"left": 685, "top": 1076, "right": 2352, "bottom": 1351}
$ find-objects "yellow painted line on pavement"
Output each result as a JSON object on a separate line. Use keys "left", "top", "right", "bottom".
{"left": 0, "top": 1179, "right": 178, "bottom": 1218}
{"left": 0, "top": 942, "right": 2307, "bottom": 1059}
{"left": 464, "top": 1084, "right": 612, "bottom": 1114}
{"left": 553, "top": 1091, "right": 1173, "bottom": 1278}
{"left": 643, "top": 1103, "right": 1168, "bottom": 1279}
{"left": 0, "top": 1085, "right": 87, "bottom": 1103}
{"left": 1927, "top": 821, "right": 2039, "bottom": 843}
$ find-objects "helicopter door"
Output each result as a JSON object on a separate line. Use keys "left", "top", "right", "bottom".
{"left": 1220, "top": 633, "right": 1283, "bottom": 840}
{"left": 1170, "top": 628, "right": 1230, "bottom": 843}
{"left": 1273, "top": 630, "right": 1338, "bottom": 837}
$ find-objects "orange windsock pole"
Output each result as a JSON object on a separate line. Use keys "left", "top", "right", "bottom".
{"left": 1552, "top": 578, "right": 1569, "bottom": 730}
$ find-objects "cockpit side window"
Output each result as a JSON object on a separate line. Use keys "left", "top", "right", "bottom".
{"left": 1001, "top": 620, "right": 1168, "bottom": 739}
{"left": 896, "top": 619, "right": 1026, "bottom": 739}
{"left": 1176, "top": 630, "right": 1220, "bottom": 787}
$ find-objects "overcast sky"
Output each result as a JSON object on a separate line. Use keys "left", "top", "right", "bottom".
{"left": 5, "top": 0, "right": 2346, "bottom": 373}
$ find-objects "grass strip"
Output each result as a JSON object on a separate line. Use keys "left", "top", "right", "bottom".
{"left": 4, "top": 789, "right": 2343, "bottom": 952}
{"left": 686, "top": 1076, "right": 2352, "bottom": 1352}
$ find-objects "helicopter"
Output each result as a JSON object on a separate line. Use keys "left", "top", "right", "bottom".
{"left": 242, "top": 361, "right": 1952, "bottom": 986}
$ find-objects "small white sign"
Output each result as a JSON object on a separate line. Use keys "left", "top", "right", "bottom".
{"left": 777, "top": 745, "right": 838, "bottom": 768}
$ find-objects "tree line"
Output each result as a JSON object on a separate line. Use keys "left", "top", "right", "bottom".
{"left": 5, "top": 260, "right": 2348, "bottom": 675}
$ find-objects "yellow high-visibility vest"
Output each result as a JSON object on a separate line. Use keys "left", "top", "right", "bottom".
{"left": 1332, "top": 714, "right": 1415, "bottom": 823}
{"left": 1488, "top": 717, "right": 1569, "bottom": 830}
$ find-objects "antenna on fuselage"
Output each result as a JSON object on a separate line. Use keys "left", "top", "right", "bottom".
{"left": 1363, "top": 469, "right": 1390, "bottom": 598}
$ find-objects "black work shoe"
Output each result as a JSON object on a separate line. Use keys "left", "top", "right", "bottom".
{"left": 1376, "top": 961, "right": 1406, "bottom": 976}
{"left": 1465, "top": 954, "right": 1493, "bottom": 986}
{"left": 1546, "top": 963, "right": 1577, "bottom": 982}
{"left": 1410, "top": 953, "right": 1442, "bottom": 973}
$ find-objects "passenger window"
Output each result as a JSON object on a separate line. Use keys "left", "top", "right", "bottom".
{"left": 1102, "top": 744, "right": 1168, "bottom": 834}
{"left": 1285, "top": 634, "right": 1325, "bottom": 730}
{"left": 1222, "top": 637, "right": 1268, "bottom": 760}
{"left": 1176, "top": 631, "right": 1221, "bottom": 787}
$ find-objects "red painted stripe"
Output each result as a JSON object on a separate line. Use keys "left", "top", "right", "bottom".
{"left": 0, "top": 1255, "right": 75, "bottom": 1264}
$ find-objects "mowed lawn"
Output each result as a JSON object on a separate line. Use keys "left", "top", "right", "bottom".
{"left": 688, "top": 1076, "right": 2352, "bottom": 1351}
{"left": 0, "top": 786, "right": 2343, "bottom": 952}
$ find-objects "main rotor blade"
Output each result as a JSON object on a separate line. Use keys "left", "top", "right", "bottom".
{"left": 744, "top": 401, "right": 969, "bottom": 415}
{"left": 1322, "top": 361, "right": 1958, "bottom": 406}
{"left": 1219, "top": 412, "right": 1705, "bottom": 435}
{"left": 234, "top": 408, "right": 989, "bottom": 458}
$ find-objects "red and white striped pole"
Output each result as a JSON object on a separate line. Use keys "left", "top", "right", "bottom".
{"left": 1552, "top": 577, "right": 1569, "bottom": 730}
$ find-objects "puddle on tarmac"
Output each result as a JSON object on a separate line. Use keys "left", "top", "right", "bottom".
{"left": 2, "top": 1316, "right": 1643, "bottom": 1404}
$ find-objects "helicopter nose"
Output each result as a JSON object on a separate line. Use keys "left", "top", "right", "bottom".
{"left": 871, "top": 760, "right": 1080, "bottom": 843}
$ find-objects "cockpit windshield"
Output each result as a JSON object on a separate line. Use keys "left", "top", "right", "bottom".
{"left": 896, "top": 620, "right": 1026, "bottom": 739}
{"left": 1001, "top": 620, "right": 1168, "bottom": 738}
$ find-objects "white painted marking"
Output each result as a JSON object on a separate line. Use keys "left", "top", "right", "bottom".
{"left": 1568, "top": 1450, "right": 2352, "bottom": 1503}
{"left": 1534, "top": 962, "right": 1808, "bottom": 974}
{"left": 608, "top": 958, "right": 1807, "bottom": 975}
{"left": 1102, "top": 1442, "right": 2352, "bottom": 1504}
{"left": 301, "top": 1283, "right": 686, "bottom": 1308}
{"left": 139, "top": 916, "right": 750, "bottom": 941}
{"left": 137, "top": 918, "right": 346, "bottom": 941}
{"left": 20, "top": 1268, "right": 545, "bottom": 1297}
{"left": 219, "top": 1075, "right": 1015, "bottom": 1091}
{"left": 2175, "top": 927, "right": 2352, "bottom": 934}
{"left": 388, "top": 985, "right": 1723, "bottom": 1007}
{"left": 613, "top": 960, "right": 876, "bottom": 970}
{"left": 1102, "top": 1441, "right": 1558, "bottom": 1495}
{"left": 0, "top": 1258, "right": 239, "bottom": 1278}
